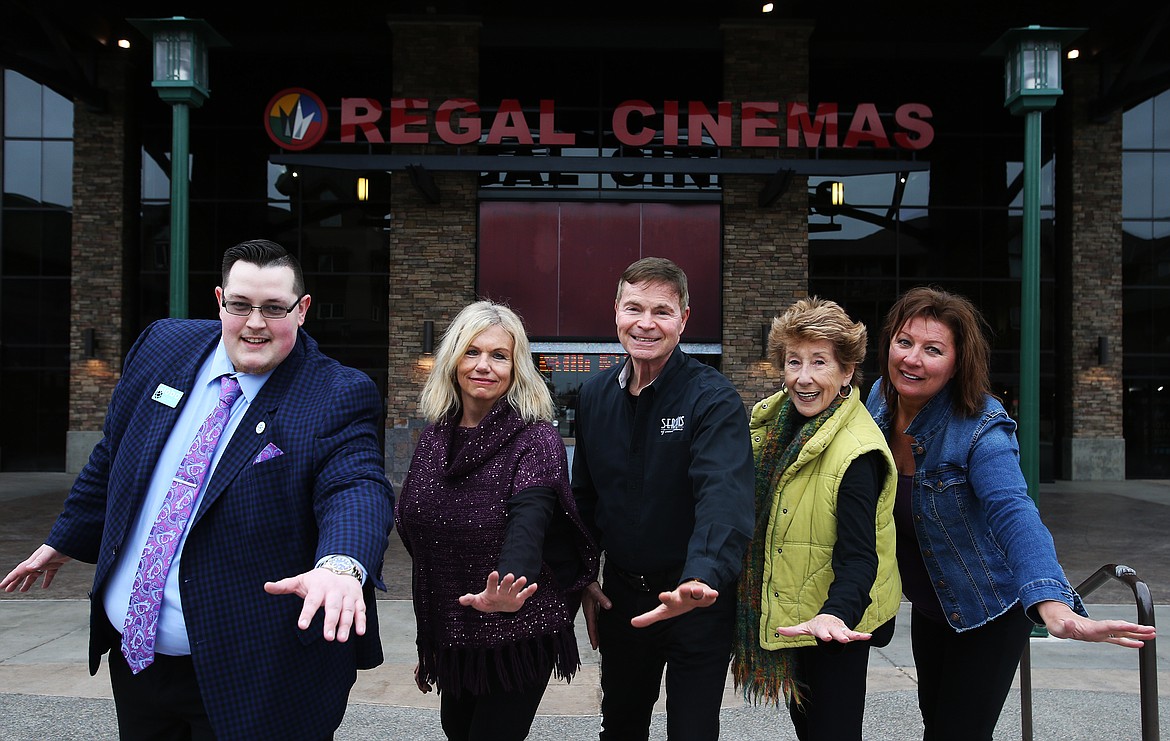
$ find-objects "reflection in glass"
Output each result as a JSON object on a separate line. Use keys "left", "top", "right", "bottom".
{"left": 42, "top": 141, "right": 73, "bottom": 208}
{"left": 1123, "top": 97, "right": 1154, "bottom": 149}
{"left": 3, "top": 140, "right": 41, "bottom": 202}
{"left": 4, "top": 70, "right": 42, "bottom": 138}
{"left": 1123, "top": 152, "right": 1154, "bottom": 219}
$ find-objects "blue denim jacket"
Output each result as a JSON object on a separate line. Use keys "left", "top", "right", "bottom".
{"left": 866, "top": 379, "right": 1086, "bottom": 631}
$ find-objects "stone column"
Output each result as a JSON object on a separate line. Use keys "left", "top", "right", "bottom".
{"left": 67, "top": 53, "right": 139, "bottom": 472}
{"left": 1056, "top": 63, "right": 1125, "bottom": 479}
{"left": 721, "top": 20, "right": 814, "bottom": 410}
{"left": 384, "top": 18, "right": 481, "bottom": 488}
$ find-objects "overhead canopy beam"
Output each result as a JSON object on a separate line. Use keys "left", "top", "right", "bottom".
{"left": 1090, "top": 4, "right": 1170, "bottom": 121}
{"left": 272, "top": 154, "right": 927, "bottom": 207}
{"left": 270, "top": 153, "right": 929, "bottom": 177}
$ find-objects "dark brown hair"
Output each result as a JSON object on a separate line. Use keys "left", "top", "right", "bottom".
{"left": 221, "top": 239, "right": 304, "bottom": 296}
{"left": 878, "top": 286, "right": 992, "bottom": 417}
{"left": 616, "top": 257, "right": 689, "bottom": 310}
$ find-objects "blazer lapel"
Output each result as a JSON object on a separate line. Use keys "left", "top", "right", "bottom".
{"left": 193, "top": 336, "right": 306, "bottom": 524}
{"left": 126, "top": 337, "right": 217, "bottom": 497}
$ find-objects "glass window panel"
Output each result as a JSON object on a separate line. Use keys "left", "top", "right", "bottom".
{"left": 1154, "top": 90, "right": 1170, "bottom": 149}
{"left": 902, "top": 171, "right": 929, "bottom": 207}
{"left": 1005, "top": 158, "right": 1055, "bottom": 208}
{"left": 268, "top": 163, "right": 292, "bottom": 206}
{"left": 42, "top": 141, "right": 73, "bottom": 208}
{"left": 1123, "top": 220, "right": 1154, "bottom": 240}
{"left": 41, "top": 84, "right": 74, "bottom": 139}
{"left": 40, "top": 209, "right": 72, "bottom": 276}
{"left": 1122, "top": 225, "right": 1153, "bottom": 283}
{"left": 3, "top": 140, "right": 41, "bottom": 202}
{"left": 142, "top": 147, "right": 170, "bottom": 200}
{"left": 1154, "top": 152, "right": 1170, "bottom": 220}
{"left": 808, "top": 207, "right": 885, "bottom": 243}
{"left": 4, "top": 70, "right": 42, "bottom": 137}
{"left": 1123, "top": 97, "right": 1154, "bottom": 149}
{"left": 1123, "top": 152, "right": 1153, "bottom": 218}
{"left": 1, "top": 210, "right": 42, "bottom": 275}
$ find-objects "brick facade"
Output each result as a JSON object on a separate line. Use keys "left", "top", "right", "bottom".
{"left": 384, "top": 19, "right": 481, "bottom": 487}
{"left": 67, "top": 53, "right": 138, "bottom": 471}
{"left": 1057, "top": 64, "right": 1125, "bottom": 479}
{"left": 721, "top": 22, "right": 813, "bottom": 409}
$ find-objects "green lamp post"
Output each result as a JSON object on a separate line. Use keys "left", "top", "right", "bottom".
{"left": 129, "top": 17, "right": 228, "bottom": 318}
{"left": 985, "top": 25, "right": 1083, "bottom": 504}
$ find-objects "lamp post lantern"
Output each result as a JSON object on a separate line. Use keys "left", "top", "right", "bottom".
{"left": 985, "top": 25, "right": 1083, "bottom": 504}
{"left": 129, "top": 17, "right": 228, "bottom": 318}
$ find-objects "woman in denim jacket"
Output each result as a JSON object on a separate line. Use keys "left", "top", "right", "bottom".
{"left": 865, "top": 286, "right": 1155, "bottom": 741}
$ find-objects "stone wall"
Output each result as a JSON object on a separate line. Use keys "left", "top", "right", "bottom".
{"left": 1057, "top": 64, "right": 1125, "bottom": 480}
{"left": 67, "top": 54, "right": 138, "bottom": 472}
{"left": 720, "top": 21, "right": 814, "bottom": 409}
{"left": 384, "top": 19, "right": 481, "bottom": 487}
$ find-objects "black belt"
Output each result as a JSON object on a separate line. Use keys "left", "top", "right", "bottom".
{"left": 605, "top": 562, "right": 683, "bottom": 593}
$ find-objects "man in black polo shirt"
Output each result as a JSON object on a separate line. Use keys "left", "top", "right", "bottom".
{"left": 572, "top": 256, "right": 754, "bottom": 740}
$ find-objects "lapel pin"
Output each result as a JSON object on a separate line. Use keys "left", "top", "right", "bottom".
{"left": 255, "top": 421, "right": 266, "bottom": 434}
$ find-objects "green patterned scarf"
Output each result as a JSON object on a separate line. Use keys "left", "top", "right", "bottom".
{"left": 732, "top": 392, "right": 844, "bottom": 708}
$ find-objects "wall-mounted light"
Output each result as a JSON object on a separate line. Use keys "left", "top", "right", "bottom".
{"left": 814, "top": 180, "right": 845, "bottom": 210}
{"left": 762, "top": 2, "right": 775, "bottom": 12}
{"left": 830, "top": 181, "right": 844, "bottom": 206}
{"left": 761, "top": 323, "right": 771, "bottom": 361}
{"left": 356, "top": 175, "right": 370, "bottom": 202}
{"left": 422, "top": 320, "right": 435, "bottom": 355}
{"left": 83, "top": 328, "right": 97, "bottom": 359}
{"left": 1096, "top": 336, "right": 1111, "bottom": 365}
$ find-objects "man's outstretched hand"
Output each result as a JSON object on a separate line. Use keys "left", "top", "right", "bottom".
{"left": 630, "top": 580, "right": 717, "bottom": 628}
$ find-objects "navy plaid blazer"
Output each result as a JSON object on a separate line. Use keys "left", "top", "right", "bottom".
{"left": 47, "top": 319, "right": 395, "bottom": 740}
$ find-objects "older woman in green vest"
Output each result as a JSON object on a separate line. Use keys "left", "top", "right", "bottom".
{"left": 733, "top": 296, "right": 900, "bottom": 741}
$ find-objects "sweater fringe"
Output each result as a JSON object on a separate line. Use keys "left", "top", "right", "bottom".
{"left": 417, "top": 624, "right": 580, "bottom": 699}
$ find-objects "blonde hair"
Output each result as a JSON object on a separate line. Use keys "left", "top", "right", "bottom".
{"left": 768, "top": 296, "right": 867, "bottom": 387}
{"left": 419, "top": 300, "right": 555, "bottom": 423}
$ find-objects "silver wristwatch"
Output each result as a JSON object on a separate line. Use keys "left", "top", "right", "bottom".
{"left": 317, "top": 554, "right": 363, "bottom": 582}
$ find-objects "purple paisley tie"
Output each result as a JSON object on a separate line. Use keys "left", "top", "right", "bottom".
{"left": 120, "top": 374, "right": 242, "bottom": 673}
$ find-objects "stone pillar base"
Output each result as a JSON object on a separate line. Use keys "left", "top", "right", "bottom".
{"left": 385, "top": 421, "right": 427, "bottom": 491}
{"left": 1061, "top": 437, "right": 1126, "bottom": 481}
{"left": 66, "top": 431, "right": 103, "bottom": 474}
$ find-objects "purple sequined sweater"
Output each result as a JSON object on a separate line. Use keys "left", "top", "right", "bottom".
{"left": 396, "top": 400, "right": 598, "bottom": 697}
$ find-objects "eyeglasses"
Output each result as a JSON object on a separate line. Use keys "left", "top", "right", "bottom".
{"left": 221, "top": 296, "right": 303, "bottom": 320}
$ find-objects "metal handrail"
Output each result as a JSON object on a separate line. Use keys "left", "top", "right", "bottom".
{"left": 1019, "top": 563, "right": 1159, "bottom": 741}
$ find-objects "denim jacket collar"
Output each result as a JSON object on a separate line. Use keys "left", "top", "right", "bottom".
{"left": 899, "top": 381, "right": 957, "bottom": 447}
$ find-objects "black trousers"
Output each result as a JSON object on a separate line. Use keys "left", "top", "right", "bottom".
{"left": 105, "top": 615, "right": 335, "bottom": 741}
{"left": 786, "top": 638, "right": 873, "bottom": 741}
{"left": 596, "top": 565, "right": 736, "bottom": 741}
{"left": 911, "top": 604, "right": 1033, "bottom": 741}
{"left": 106, "top": 638, "right": 215, "bottom": 741}
{"left": 438, "top": 662, "right": 553, "bottom": 741}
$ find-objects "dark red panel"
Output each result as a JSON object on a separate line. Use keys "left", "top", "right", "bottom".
{"left": 641, "top": 203, "right": 721, "bottom": 341}
{"left": 557, "top": 202, "right": 642, "bottom": 338}
{"left": 477, "top": 201, "right": 722, "bottom": 341}
{"left": 477, "top": 202, "right": 560, "bottom": 335}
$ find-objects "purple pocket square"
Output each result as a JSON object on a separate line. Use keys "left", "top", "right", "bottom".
{"left": 253, "top": 443, "right": 284, "bottom": 465}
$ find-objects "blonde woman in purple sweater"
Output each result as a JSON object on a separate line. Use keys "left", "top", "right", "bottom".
{"left": 396, "top": 300, "right": 598, "bottom": 741}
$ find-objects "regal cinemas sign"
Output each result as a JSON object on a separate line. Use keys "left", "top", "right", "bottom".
{"left": 265, "top": 90, "right": 935, "bottom": 152}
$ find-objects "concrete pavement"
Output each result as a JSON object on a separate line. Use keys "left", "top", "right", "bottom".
{"left": 1, "top": 474, "right": 1168, "bottom": 739}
